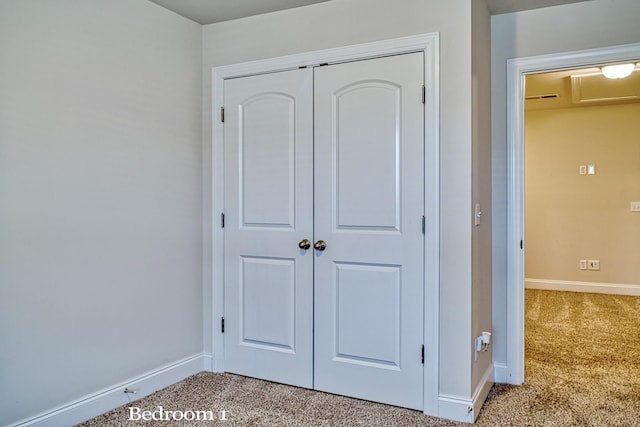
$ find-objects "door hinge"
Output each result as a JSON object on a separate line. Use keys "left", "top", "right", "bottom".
{"left": 520, "top": 239, "right": 523, "bottom": 249}
{"left": 421, "top": 216, "right": 426, "bottom": 234}
{"left": 221, "top": 317, "right": 225, "bottom": 333}
{"left": 220, "top": 107, "right": 225, "bottom": 123}
{"left": 421, "top": 345, "right": 425, "bottom": 364}
{"left": 221, "top": 212, "right": 225, "bottom": 228}
{"left": 422, "top": 85, "right": 426, "bottom": 104}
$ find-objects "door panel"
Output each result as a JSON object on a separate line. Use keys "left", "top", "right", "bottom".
{"left": 334, "top": 81, "right": 401, "bottom": 230}
{"left": 240, "top": 94, "right": 296, "bottom": 227}
{"left": 313, "top": 53, "right": 425, "bottom": 410}
{"left": 240, "top": 256, "right": 295, "bottom": 351}
{"left": 224, "top": 69, "right": 314, "bottom": 388}
{"left": 334, "top": 262, "right": 401, "bottom": 367}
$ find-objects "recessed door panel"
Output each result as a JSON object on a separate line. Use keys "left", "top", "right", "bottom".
{"left": 224, "top": 69, "right": 313, "bottom": 388}
{"left": 240, "top": 95, "right": 295, "bottom": 228}
{"left": 240, "top": 256, "right": 295, "bottom": 351}
{"left": 335, "top": 83, "right": 400, "bottom": 230}
{"left": 335, "top": 262, "right": 400, "bottom": 367}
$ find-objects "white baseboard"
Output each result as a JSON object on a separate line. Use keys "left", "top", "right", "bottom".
{"left": 13, "top": 353, "right": 205, "bottom": 427}
{"left": 493, "top": 362, "right": 509, "bottom": 383}
{"left": 212, "top": 354, "right": 225, "bottom": 373}
{"left": 203, "top": 352, "right": 214, "bottom": 372}
{"left": 471, "top": 364, "right": 494, "bottom": 420}
{"left": 437, "top": 364, "right": 493, "bottom": 424}
{"left": 525, "top": 278, "right": 640, "bottom": 296}
{"left": 438, "top": 395, "right": 474, "bottom": 424}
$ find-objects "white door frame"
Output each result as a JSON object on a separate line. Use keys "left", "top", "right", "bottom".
{"left": 505, "top": 42, "right": 640, "bottom": 385}
{"left": 210, "top": 33, "right": 440, "bottom": 414}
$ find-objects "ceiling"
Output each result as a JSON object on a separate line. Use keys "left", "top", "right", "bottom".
{"left": 484, "top": 0, "right": 590, "bottom": 15}
{"left": 147, "top": 0, "right": 592, "bottom": 25}
{"left": 525, "top": 65, "right": 640, "bottom": 111}
{"left": 147, "top": 0, "right": 331, "bottom": 24}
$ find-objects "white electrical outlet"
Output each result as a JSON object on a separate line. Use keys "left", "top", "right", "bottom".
{"left": 631, "top": 202, "right": 640, "bottom": 212}
{"left": 579, "top": 260, "right": 588, "bottom": 270}
{"left": 481, "top": 332, "right": 492, "bottom": 351}
{"left": 588, "top": 260, "right": 600, "bottom": 271}
{"left": 579, "top": 165, "right": 587, "bottom": 175}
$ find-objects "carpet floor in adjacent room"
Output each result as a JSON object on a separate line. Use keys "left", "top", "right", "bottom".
{"left": 79, "top": 290, "right": 640, "bottom": 426}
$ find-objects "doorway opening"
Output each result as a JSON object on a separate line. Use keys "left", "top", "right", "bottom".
{"left": 522, "top": 64, "right": 640, "bottom": 392}
{"left": 524, "top": 65, "right": 640, "bottom": 296}
{"left": 505, "top": 42, "right": 640, "bottom": 385}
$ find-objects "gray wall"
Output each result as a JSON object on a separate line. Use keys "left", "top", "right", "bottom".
{"left": 525, "top": 103, "right": 640, "bottom": 287}
{"left": 202, "top": 0, "right": 491, "bottom": 401}
{"left": 0, "top": 1, "right": 203, "bottom": 424}
{"left": 491, "top": 0, "right": 640, "bottom": 372}
{"left": 471, "top": 0, "right": 493, "bottom": 393}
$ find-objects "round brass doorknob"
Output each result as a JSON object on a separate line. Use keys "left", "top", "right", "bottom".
{"left": 298, "top": 239, "right": 311, "bottom": 250}
{"left": 313, "top": 240, "right": 326, "bottom": 251}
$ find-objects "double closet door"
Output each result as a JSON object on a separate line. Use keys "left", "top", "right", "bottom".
{"left": 223, "top": 53, "right": 425, "bottom": 410}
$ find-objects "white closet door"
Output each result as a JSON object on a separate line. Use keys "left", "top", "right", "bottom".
{"left": 313, "top": 53, "right": 425, "bottom": 410}
{"left": 223, "top": 69, "right": 314, "bottom": 388}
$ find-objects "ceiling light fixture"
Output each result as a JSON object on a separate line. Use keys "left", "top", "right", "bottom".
{"left": 601, "top": 63, "right": 636, "bottom": 79}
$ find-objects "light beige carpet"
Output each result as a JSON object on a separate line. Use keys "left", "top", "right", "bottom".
{"left": 79, "top": 290, "right": 640, "bottom": 426}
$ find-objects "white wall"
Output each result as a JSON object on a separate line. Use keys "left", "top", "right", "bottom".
{"left": 491, "top": 0, "right": 640, "bottom": 375}
{"left": 0, "top": 1, "right": 203, "bottom": 424}
{"left": 202, "top": 0, "right": 485, "bottom": 403}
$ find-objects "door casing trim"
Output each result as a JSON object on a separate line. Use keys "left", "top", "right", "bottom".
{"left": 210, "top": 32, "right": 440, "bottom": 415}
{"left": 504, "top": 41, "right": 640, "bottom": 385}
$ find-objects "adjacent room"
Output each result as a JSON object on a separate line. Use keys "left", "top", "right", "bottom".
{"left": 523, "top": 64, "right": 640, "bottom": 421}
